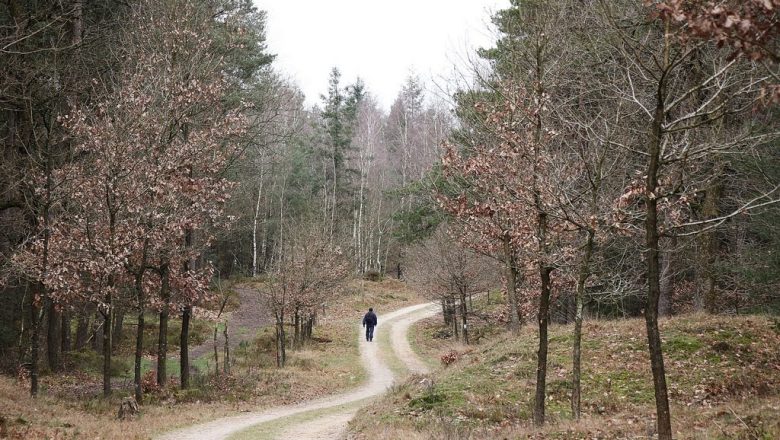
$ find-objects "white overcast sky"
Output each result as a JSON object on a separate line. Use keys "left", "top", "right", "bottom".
{"left": 255, "top": 0, "right": 509, "bottom": 110}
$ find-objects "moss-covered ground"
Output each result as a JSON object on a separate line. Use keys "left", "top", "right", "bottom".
{"left": 349, "top": 309, "right": 780, "bottom": 439}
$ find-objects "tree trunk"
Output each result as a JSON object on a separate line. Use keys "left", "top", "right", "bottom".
{"left": 293, "top": 307, "right": 300, "bottom": 348}
{"left": 252, "top": 179, "right": 263, "bottom": 277}
{"left": 572, "top": 230, "right": 594, "bottom": 419}
{"left": 261, "top": 201, "right": 270, "bottom": 273}
{"left": 452, "top": 298, "right": 460, "bottom": 341}
{"left": 276, "top": 317, "right": 284, "bottom": 368}
{"left": 133, "top": 257, "right": 147, "bottom": 404}
{"left": 331, "top": 152, "right": 337, "bottom": 245}
{"left": 356, "top": 169, "right": 366, "bottom": 274}
{"left": 30, "top": 299, "right": 41, "bottom": 396}
{"left": 658, "top": 239, "right": 674, "bottom": 317}
{"left": 180, "top": 305, "right": 192, "bottom": 389}
{"left": 134, "top": 302, "right": 144, "bottom": 403}
{"left": 102, "top": 301, "right": 112, "bottom": 397}
{"left": 157, "top": 264, "right": 170, "bottom": 387}
{"left": 61, "top": 311, "right": 71, "bottom": 353}
{"left": 696, "top": 180, "right": 721, "bottom": 312}
{"left": 275, "top": 313, "right": 286, "bottom": 367}
{"left": 28, "top": 98, "right": 53, "bottom": 395}
{"left": 223, "top": 321, "right": 230, "bottom": 375}
{"left": 441, "top": 298, "right": 451, "bottom": 326}
{"left": 533, "top": 266, "right": 552, "bottom": 427}
{"left": 645, "top": 80, "right": 673, "bottom": 440}
{"left": 112, "top": 309, "right": 124, "bottom": 352}
{"left": 503, "top": 236, "right": 520, "bottom": 334}
{"left": 76, "top": 311, "right": 89, "bottom": 350}
{"left": 213, "top": 322, "right": 220, "bottom": 376}
{"left": 92, "top": 310, "right": 103, "bottom": 352}
{"left": 460, "top": 290, "right": 469, "bottom": 345}
{"left": 71, "top": 0, "right": 82, "bottom": 46}
{"left": 46, "top": 301, "right": 61, "bottom": 372}
{"left": 530, "top": 36, "right": 550, "bottom": 427}
{"left": 376, "top": 227, "right": 383, "bottom": 272}
{"left": 180, "top": 161, "right": 195, "bottom": 389}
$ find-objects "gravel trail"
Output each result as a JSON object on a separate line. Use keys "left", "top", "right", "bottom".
{"left": 157, "top": 302, "right": 438, "bottom": 440}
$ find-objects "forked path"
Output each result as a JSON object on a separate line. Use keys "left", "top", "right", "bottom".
{"left": 157, "top": 302, "right": 439, "bottom": 440}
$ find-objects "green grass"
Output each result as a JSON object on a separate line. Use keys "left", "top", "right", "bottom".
{"left": 228, "top": 398, "right": 368, "bottom": 440}
{"left": 376, "top": 324, "right": 408, "bottom": 377}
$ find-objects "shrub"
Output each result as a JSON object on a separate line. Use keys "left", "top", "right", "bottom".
{"left": 440, "top": 350, "right": 459, "bottom": 366}
{"left": 141, "top": 370, "right": 160, "bottom": 394}
{"left": 363, "top": 270, "right": 383, "bottom": 282}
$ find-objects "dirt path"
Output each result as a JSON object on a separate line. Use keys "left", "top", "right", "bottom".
{"left": 189, "top": 284, "right": 273, "bottom": 362}
{"left": 157, "top": 302, "right": 439, "bottom": 440}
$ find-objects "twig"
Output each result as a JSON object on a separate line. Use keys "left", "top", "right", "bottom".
{"left": 728, "top": 406, "right": 759, "bottom": 440}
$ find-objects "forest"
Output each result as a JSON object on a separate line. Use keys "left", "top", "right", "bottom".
{"left": 0, "top": 0, "right": 778, "bottom": 439}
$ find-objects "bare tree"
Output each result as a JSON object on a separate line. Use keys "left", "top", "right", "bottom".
{"left": 600, "top": 1, "right": 778, "bottom": 436}
{"left": 407, "top": 226, "right": 498, "bottom": 344}
{"left": 263, "top": 220, "right": 349, "bottom": 367}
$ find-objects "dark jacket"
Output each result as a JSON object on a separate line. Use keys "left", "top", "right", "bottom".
{"left": 362, "top": 311, "right": 377, "bottom": 327}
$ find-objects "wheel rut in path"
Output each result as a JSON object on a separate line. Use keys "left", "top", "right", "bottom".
{"left": 157, "top": 302, "right": 439, "bottom": 440}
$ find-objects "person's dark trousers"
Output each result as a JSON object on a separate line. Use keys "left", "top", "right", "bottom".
{"left": 365, "top": 325, "right": 375, "bottom": 341}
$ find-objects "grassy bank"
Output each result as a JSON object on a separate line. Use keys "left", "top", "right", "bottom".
{"left": 349, "top": 312, "right": 780, "bottom": 439}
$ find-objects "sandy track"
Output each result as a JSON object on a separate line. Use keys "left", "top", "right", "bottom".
{"left": 189, "top": 285, "right": 273, "bottom": 361}
{"left": 157, "top": 302, "right": 439, "bottom": 440}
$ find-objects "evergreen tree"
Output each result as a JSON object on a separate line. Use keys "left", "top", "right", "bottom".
{"left": 320, "top": 68, "right": 364, "bottom": 243}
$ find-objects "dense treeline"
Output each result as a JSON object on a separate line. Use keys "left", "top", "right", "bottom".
{"left": 216, "top": 70, "right": 449, "bottom": 279}
{"left": 1, "top": 0, "right": 132, "bottom": 392}
{"left": 0, "top": 0, "right": 448, "bottom": 402}
{"left": 0, "top": 0, "right": 287, "bottom": 401}
{"left": 434, "top": 0, "right": 779, "bottom": 436}
{"left": 0, "top": 0, "right": 778, "bottom": 437}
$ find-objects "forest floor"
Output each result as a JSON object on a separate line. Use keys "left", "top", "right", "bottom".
{"left": 0, "top": 277, "right": 425, "bottom": 439}
{"left": 9, "top": 283, "right": 776, "bottom": 440}
{"left": 348, "top": 296, "right": 780, "bottom": 439}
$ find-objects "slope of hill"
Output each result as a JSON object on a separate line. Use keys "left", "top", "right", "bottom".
{"left": 348, "top": 313, "right": 780, "bottom": 439}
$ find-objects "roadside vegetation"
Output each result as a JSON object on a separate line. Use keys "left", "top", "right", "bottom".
{"left": 0, "top": 278, "right": 421, "bottom": 439}
{"left": 349, "top": 301, "right": 780, "bottom": 439}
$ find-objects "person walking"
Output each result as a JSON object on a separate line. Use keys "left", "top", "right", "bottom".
{"left": 362, "top": 308, "right": 377, "bottom": 342}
